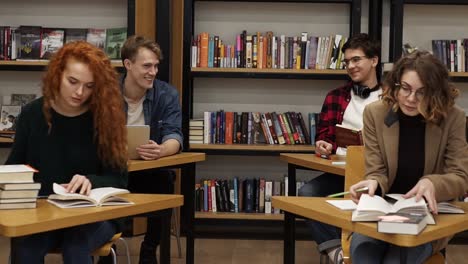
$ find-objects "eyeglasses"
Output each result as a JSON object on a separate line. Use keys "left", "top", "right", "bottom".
{"left": 395, "top": 83, "right": 425, "bottom": 101}
{"left": 342, "top": 56, "right": 368, "bottom": 68}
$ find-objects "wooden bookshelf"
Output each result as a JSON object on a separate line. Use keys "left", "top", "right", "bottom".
{"left": 191, "top": 67, "right": 349, "bottom": 79}
{"left": 0, "top": 60, "right": 123, "bottom": 68}
{"left": 190, "top": 143, "right": 315, "bottom": 153}
{"left": 192, "top": 67, "right": 347, "bottom": 75}
{"left": 450, "top": 72, "right": 468, "bottom": 78}
{"left": 195, "top": 211, "right": 284, "bottom": 221}
{"left": 183, "top": 0, "right": 362, "bottom": 241}
{"left": 0, "top": 137, "right": 13, "bottom": 143}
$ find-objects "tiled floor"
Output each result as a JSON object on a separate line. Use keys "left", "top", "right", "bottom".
{"left": 1, "top": 235, "right": 466, "bottom": 263}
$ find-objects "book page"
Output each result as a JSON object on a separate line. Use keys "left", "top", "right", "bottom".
{"left": 88, "top": 187, "right": 129, "bottom": 204}
{"left": 326, "top": 200, "right": 357, "bottom": 210}
{"left": 391, "top": 196, "right": 426, "bottom": 213}
{"left": 51, "top": 183, "right": 95, "bottom": 203}
{"left": 356, "top": 194, "right": 393, "bottom": 214}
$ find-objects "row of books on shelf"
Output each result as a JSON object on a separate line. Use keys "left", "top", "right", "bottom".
{"left": 431, "top": 39, "right": 468, "bottom": 73}
{"left": 195, "top": 176, "right": 305, "bottom": 214}
{"left": 189, "top": 111, "right": 319, "bottom": 145}
{"left": 0, "top": 164, "right": 41, "bottom": 209}
{"left": 0, "top": 26, "right": 127, "bottom": 61}
{"left": 192, "top": 31, "right": 347, "bottom": 70}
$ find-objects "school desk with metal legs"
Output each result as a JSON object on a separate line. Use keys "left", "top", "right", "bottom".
{"left": 272, "top": 196, "right": 468, "bottom": 264}
{"left": 128, "top": 152, "right": 206, "bottom": 264}
{"left": 1, "top": 194, "right": 183, "bottom": 264}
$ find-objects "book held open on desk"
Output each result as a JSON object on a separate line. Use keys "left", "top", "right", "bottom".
{"left": 352, "top": 194, "right": 435, "bottom": 225}
{"left": 47, "top": 183, "right": 133, "bottom": 208}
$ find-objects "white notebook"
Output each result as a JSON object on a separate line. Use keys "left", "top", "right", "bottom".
{"left": 127, "top": 125, "right": 150, "bottom": 160}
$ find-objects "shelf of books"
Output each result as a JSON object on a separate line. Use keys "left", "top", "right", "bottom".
{"left": 195, "top": 211, "right": 284, "bottom": 221}
{"left": 0, "top": 60, "right": 123, "bottom": 71}
{"left": 191, "top": 67, "right": 348, "bottom": 80}
{"left": 190, "top": 143, "right": 315, "bottom": 153}
{"left": 0, "top": 26, "right": 127, "bottom": 71}
{"left": 184, "top": 0, "right": 360, "bottom": 237}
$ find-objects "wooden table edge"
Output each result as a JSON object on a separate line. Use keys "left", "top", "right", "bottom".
{"left": 0, "top": 194, "right": 183, "bottom": 237}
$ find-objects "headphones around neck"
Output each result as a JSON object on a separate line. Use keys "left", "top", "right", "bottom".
{"left": 352, "top": 83, "right": 380, "bottom": 99}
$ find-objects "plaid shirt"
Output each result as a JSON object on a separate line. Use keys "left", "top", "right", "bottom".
{"left": 316, "top": 82, "right": 352, "bottom": 153}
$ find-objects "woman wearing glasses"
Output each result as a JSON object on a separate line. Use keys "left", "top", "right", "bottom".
{"left": 349, "top": 50, "right": 468, "bottom": 263}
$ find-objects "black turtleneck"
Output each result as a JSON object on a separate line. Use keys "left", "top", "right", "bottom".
{"left": 389, "top": 110, "right": 425, "bottom": 194}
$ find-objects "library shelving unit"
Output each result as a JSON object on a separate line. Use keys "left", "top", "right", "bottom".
{"left": 389, "top": 0, "right": 468, "bottom": 82}
{"left": 182, "top": 0, "right": 361, "bottom": 237}
{"left": 0, "top": 0, "right": 160, "bottom": 146}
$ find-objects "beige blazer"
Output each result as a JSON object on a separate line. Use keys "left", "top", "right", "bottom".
{"left": 362, "top": 100, "right": 468, "bottom": 252}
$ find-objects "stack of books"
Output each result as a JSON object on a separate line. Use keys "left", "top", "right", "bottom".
{"left": 0, "top": 164, "right": 40, "bottom": 209}
{"left": 189, "top": 119, "right": 204, "bottom": 144}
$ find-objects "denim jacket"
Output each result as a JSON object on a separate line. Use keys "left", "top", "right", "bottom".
{"left": 120, "top": 75, "right": 183, "bottom": 151}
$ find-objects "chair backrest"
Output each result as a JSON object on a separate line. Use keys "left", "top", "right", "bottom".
{"left": 342, "top": 145, "right": 365, "bottom": 264}
{"left": 344, "top": 146, "right": 365, "bottom": 196}
{"left": 341, "top": 145, "right": 445, "bottom": 264}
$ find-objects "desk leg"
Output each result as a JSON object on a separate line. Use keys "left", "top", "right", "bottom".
{"left": 10, "top": 238, "right": 16, "bottom": 264}
{"left": 400, "top": 247, "right": 408, "bottom": 264}
{"left": 160, "top": 208, "right": 171, "bottom": 264}
{"left": 284, "top": 212, "right": 296, "bottom": 264}
{"left": 288, "top": 164, "right": 297, "bottom": 196}
{"left": 181, "top": 163, "right": 195, "bottom": 264}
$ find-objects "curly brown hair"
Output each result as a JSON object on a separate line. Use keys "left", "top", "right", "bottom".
{"left": 382, "top": 50, "right": 459, "bottom": 125}
{"left": 42, "top": 41, "right": 127, "bottom": 169}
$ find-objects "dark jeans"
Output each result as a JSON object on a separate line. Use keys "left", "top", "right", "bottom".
{"left": 350, "top": 233, "right": 432, "bottom": 264}
{"left": 298, "top": 173, "right": 344, "bottom": 245}
{"left": 128, "top": 169, "right": 175, "bottom": 248}
{"left": 12, "top": 221, "right": 115, "bottom": 264}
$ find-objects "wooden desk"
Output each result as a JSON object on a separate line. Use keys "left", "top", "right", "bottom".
{"left": 1, "top": 194, "right": 183, "bottom": 264}
{"left": 127, "top": 152, "right": 206, "bottom": 264}
{"left": 280, "top": 153, "right": 345, "bottom": 196}
{"left": 272, "top": 196, "right": 468, "bottom": 263}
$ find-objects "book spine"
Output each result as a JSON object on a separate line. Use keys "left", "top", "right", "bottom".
{"left": 265, "top": 181, "right": 272, "bottom": 214}
{"left": 271, "top": 112, "right": 285, "bottom": 145}
{"left": 246, "top": 35, "right": 252, "bottom": 68}
{"left": 277, "top": 113, "right": 291, "bottom": 145}
{"left": 233, "top": 177, "right": 239, "bottom": 213}
{"left": 199, "top": 32, "right": 209, "bottom": 68}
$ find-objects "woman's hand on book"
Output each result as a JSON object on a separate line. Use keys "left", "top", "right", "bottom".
{"left": 350, "top": 180, "right": 378, "bottom": 204}
{"left": 61, "top": 174, "right": 92, "bottom": 196}
{"left": 403, "top": 178, "right": 437, "bottom": 214}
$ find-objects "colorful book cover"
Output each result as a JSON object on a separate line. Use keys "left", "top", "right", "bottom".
{"left": 19, "top": 26, "right": 42, "bottom": 59}
{"left": 105, "top": 28, "right": 127, "bottom": 59}
{"left": 65, "top": 28, "right": 87, "bottom": 44}
{"left": 86, "top": 28, "right": 106, "bottom": 49}
{"left": 41, "top": 28, "right": 65, "bottom": 59}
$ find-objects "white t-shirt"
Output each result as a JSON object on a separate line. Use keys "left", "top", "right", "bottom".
{"left": 125, "top": 96, "right": 145, "bottom": 126}
{"left": 336, "top": 88, "right": 382, "bottom": 155}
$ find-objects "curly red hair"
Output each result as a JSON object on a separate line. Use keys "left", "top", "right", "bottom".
{"left": 42, "top": 41, "right": 127, "bottom": 169}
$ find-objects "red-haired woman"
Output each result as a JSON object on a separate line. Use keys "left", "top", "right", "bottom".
{"left": 7, "top": 41, "right": 127, "bottom": 264}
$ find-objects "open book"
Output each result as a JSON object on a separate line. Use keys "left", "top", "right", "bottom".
{"left": 335, "top": 124, "right": 363, "bottom": 148}
{"left": 47, "top": 183, "right": 133, "bottom": 208}
{"left": 352, "top": 194, "right": 435, "bottom": 225}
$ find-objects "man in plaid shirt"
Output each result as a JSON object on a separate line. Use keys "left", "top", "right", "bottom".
{"left": 298, "top": 33, "right": 382, "bottom": 264}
